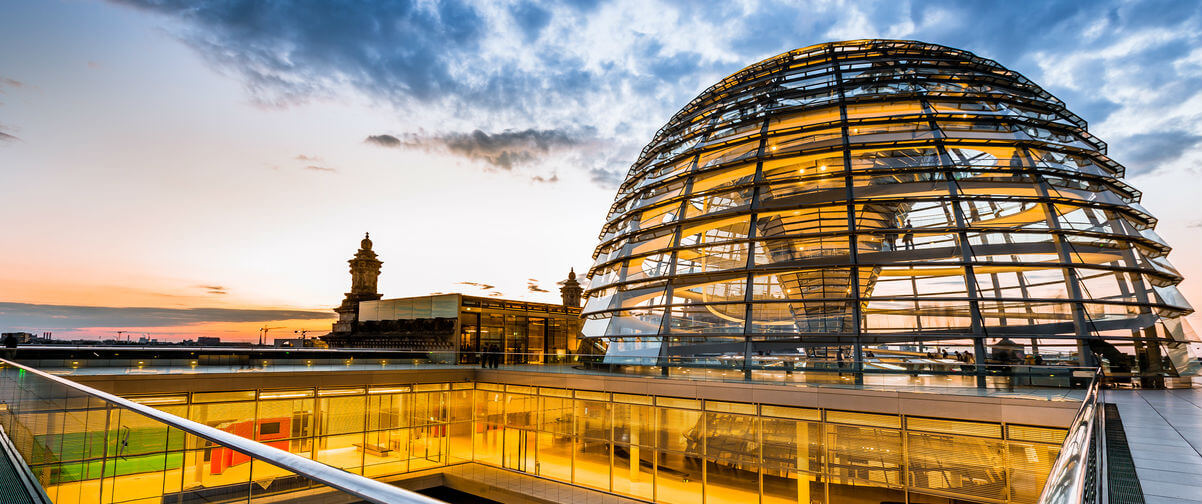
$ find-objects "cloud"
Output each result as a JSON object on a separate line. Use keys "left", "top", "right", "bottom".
{"left": 0, "top": 130, "right": 17, "bottom": 143}
{"left": 527, "top": 279, "right": 549, "bottom": 293}
{"left": 457, "top": 281, "right": 496, "bottom": 291}
{"left": 376, "top": 126, "right": 626, "bottom": 187}
{"left": 104, "top": 0, "right": 720, "bottom": 138}
{"left": 510, "top": 1, "right": 551, "bottom": 41}
{"left": 364, "top": 134, "right": 401, "bottom": 147}
{"left": 588, "top": 167, "right": 624, "bottom": 189}
{"left": 111, "top": 0, "right": 514, "bottom": 109}
{"left": 196, "top": 284, "right": 228, "bottom": 295}
{"left": 0, "top": 302, "right": 331, "bottom": 330}
{"left": 287, "top": 154, "right": 336, "bottom": 172}
{"left": 0, "top": 77, "right": 21, "bottom": 89}
{"left": 1111, "top": 131, "right": 1202, "bottom": 174}
{"left": 399, "top": 128, "right": 584, "bottom": 170}
{"left": 110, "top": 0, "right": 1202, "bottom": 185}
{"left": 1189, "top": 221, "right": 1202, "bottom": 228}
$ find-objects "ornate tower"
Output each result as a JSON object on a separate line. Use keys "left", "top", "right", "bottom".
{"left": 333, "top": 233, "right": 383, "bottom": 333}
{"left": 560, "top": 268, "right": 583, "bottom": 308}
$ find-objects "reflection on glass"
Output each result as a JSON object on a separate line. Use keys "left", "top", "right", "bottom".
{"left": 3, "top": 366, "right": 1072, "bottom": 504}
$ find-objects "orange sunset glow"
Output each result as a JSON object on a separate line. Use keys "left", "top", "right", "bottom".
{"left": 2, "top": 1, "right": 1199, "bottom": 344}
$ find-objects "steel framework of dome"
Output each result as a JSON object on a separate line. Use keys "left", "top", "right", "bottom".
{"left": 581, "top": 40, "right": 1198, "bottom": 377}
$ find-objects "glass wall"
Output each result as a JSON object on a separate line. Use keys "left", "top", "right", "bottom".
{"left": 4, "top": 373, "right": 1066, "bottom": 504}
{"left": 0, "top": 364, "right": 446, "bottom": 504}
{"left": 447, "top": 295, "right": 583, "bottom": 366}
{"left": 581, "top": 39, "right": 1198, "bottom": 378}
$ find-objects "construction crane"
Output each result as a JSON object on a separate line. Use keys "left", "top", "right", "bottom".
{"left": 115, "top": 330, "right": 130, "bottom": 343}
{"left": 258, "top": 326, "right": 285, "bottom": 346}
{"left": 294, "top": 329, "right": 312, "bottom": 343}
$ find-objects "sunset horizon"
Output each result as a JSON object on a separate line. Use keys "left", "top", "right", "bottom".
{"left": 3, "top": 0, "right": 1200, "bottom": 345}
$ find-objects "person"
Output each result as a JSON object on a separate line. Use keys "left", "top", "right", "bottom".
{"left": 1034, "top": 354, "right": 1044, "bottom": 365}
{"left": 3, "top": 333, "right": 16, "bottom": 360}
{"left": 940, "top": 348, "right": 949, "bottom": 359}
{"left": 954, "top": 350, "right": 963, "bottom": 362}
{"left": 884, "top": 215, "right": 901, "bottom": 251}
{"left": 836, "top": 348, "right": 844, "bottom": 371}
{"left": 489, "top": 343, "right": 501, "bottom": 369}
{"left": 902, "top": 219, "right": 914, "bottom": 250}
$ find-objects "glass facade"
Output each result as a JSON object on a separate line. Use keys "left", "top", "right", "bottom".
{"left": 582, "top": 40, "right": 1198, "bottom": 377}
{"left": 6, "top": 376, "right": 1067, "bottom": 504}
{"left": 334, "top": 294, "right": 581, "bottom": 363}
{"left": 455, "top": 296, "right": 580, "bottom": 364}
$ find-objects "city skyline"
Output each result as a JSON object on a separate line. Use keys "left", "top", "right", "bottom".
{"left": 3, "top": 0, "right": 1201, "bottom": 341}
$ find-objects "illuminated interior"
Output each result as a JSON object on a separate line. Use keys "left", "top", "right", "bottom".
{"left": 12, "top": 381, "right": 1066, "bottom": 504}
{"left": 581, "top": 40, "right": 1197, "bottom": 377}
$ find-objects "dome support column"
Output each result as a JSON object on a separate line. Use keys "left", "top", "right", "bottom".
{"left": 1023, "top": 156, "right": 1101, "bottom": 369}
{"left": 919, "top": 96, "right": 990, "bottom": 387}
{"left": 832, "top": 46, "right": 865, "bottom": 385}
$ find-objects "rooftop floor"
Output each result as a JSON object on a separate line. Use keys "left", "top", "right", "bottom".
{"left": 36, "top": 360, "right": 1089, "bottom": 403}
{"left": 1108, "top": 381, "right": 1202, "bottom": 504}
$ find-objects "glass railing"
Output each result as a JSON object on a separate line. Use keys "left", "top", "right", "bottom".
{"left": 1035, "top": 367, "right": 1104, "bottom": 504}
{"left": 4, "top": 359, "right": 1073, "bottom": 504}
{"left": 0, "top": 358, "right": 444, "bottom": 504}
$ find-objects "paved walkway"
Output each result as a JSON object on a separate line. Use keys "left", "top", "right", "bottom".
{"left": 1108, "top": 386, "right": 1202, "bottom": 504}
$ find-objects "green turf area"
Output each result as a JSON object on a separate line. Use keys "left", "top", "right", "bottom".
{"left": 36, "top": 452, "right": 185, "bottom": 484}
{"left": 32, "top": 427, "right": 187, "bottom": 484}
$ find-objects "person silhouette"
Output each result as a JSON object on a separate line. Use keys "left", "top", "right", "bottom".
{"left": 902, "top": 219, "right": 914, "bottom": 250}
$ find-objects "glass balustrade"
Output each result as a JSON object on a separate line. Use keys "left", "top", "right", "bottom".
{"left": 2, "top": 359, "right": 1069, "bottom": 504}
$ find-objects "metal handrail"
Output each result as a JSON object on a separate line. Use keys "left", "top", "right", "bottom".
{"left": 1035, "top": 367, "right": 1105, "bottom": 504}
{"left": 0, "top": 358, "right": 445, "bottom": 504}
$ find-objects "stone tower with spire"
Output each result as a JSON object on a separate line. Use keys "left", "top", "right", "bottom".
{"left": 332, "top": 233, "right": 383, "bottom": 333}
{"left": 560, "top": 267, "right": 583, "bottom": 308}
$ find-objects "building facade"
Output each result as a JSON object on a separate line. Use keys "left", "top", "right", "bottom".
{"left": 324, "top": 293, "right": 582, "bottom": 363}
{"left": 581, "top": 40, "right": 1198, "bottom": 381}
{"left": 333, "top": 233, "right": 384, "bottom": 333}
{"left": 322, "top": 235, "right": 583, "bottom": 361}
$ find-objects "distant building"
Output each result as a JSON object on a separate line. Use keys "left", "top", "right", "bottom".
{"left": 321, "top": 234, "right": 584, "bottom": 362}
{"left": 1, "top": 332, "right": 35, "bottom": 344}
{"left": 560, "top": 268, "right": 583, "bottom": 308}
{"left": 196, "top": 336, "right": 221, "bottom": 346}
{"left": 272, "top": 337, "right": 324, "bottom": 348}
{"left": 333, "top": 233, "right": 383, "bottom": 333}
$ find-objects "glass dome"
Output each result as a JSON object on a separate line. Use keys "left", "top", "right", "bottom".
{"left": 582, "top": 40, "right": 1198, "bottom": 375}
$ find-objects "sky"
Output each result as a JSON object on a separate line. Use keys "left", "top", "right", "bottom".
{"left": 1, "top": 0, "right": 1201, "bottom": 342}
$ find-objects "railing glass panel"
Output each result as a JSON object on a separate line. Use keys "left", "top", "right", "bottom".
{"left": 0, "top": 359, "right": 443, "bottom": 504}
{"left": 1035, "top": 368, "right": 1104, "bottom": 504}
